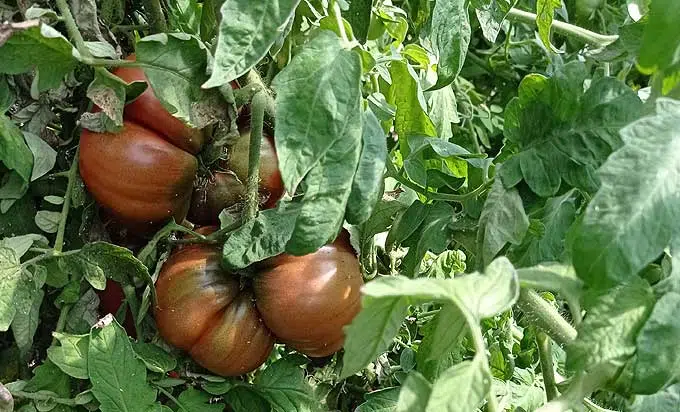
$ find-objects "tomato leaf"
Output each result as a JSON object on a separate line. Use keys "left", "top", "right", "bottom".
{"left": 85, "top": 68, "right": 129, "bottom": 130}
{"left": 23, "top": 132, "right": 56, "bottom": 182}
{"left": 415, "top": 304, "right": 466, "bottom": 381}
{"left": 637, "top": 0, "right": 680, "bottom": 75}
{"left": 0, "top": 248, "right": 36, "bottom": 332}
{"left": 396, "top": 372, "right": 431, "bottom": 411}
{"left": 346, "top": 108, "right": 387, "bottom": 225}
{"left": 355, "top": 388, "right": 400, "bottom": 412}
{"left": 629, "top": 383, "right": 680, "bottom": 412}
{"left": 254, "top": 357, "right": 319, "bottom": 412}
{"left": 224, "top": 386, "right": 271, "bottom": 412}
{"left": 131, "top": 342, "right": 177, "bottom": 374}
{"left": 0, "top": 115, "right": 33, "bottom": 194}
{"left": 429, "top": 0, "right": 471, "bottom": 89}
{"left": 477, "top": 179, "right": 529, "bottom": 267}
{"left": 11, "top": 288, "right": 43, "bottom": 357}
{"left": 424, "top": 356, "right": 489, "bottom": 411}
{"left": 88, "top": 318, "right": 156, "bottom": 412}
{"left": 400, "top": 202, "right": 456, "bottom": 277}
{"left": 474, "top": 0, "right": 516, "bottom": 43}
{"left": 566, "top": 278, "right": 654, "bottom": 374}
{"left": 222, "top": 202, "right": 301, "bottom": 270}
{"left": 47, "top": 332, "right": 90, "bottom": 380}
{"left": 203, "top": 0, "right": 301, "bottom": 88}
{"left": 500, "top": 61, "right": 642, "bottom": 197}
{"left": 535, "top": 0, "right": 561, "bottom": 52}
{"left": 632, "top": 292, "right": 680, "bottom": 394}
{"left": 0, "top": 76, "right": 14, "bottom": 113}
{"left": 136, "top": 33, "right": 225, "bottom": 129}
{"left": 571, "top": 98, "right": 680, "bottom": 288}
{"left": 427, "top": 85, "right": 458, "bottom": 140}
{"left": 166, "top": 0, "right": 202, "bottom": 36}
{"left": 0, "top": 383, "right": 11, "bottom": 412}
{"left": 346, "top": 0, "right": 372, "bottom": 43}
{"left": 176, "top": 388, "right": 225, "bottom": 412}
{"left": 0, "top": 22, "right": 77, "bottom": 92}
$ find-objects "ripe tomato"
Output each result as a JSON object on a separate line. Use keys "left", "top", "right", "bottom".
{"left": 111, "top": 56, "right": 205, "bottom": 154}
{"left": 188, "top": 171, "right": 245, "bottom": 226}
{"left": 97, "top": 279, "right": 137, "bottom": 338}
{"left": 79, "top": 121, "right": 197, "bottom": 231}
{"left": 153, "top": 231, "right": 363, "bottom": 376}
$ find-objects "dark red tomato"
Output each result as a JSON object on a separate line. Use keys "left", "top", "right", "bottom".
{"left": 154, "top": 242, "right": 274, "bottom": 376}
{"left": 153, "top": 231, "right": 364, "bottom": 376}
{"left": 226, "top": 128, "right": 284, "bottom": 209}
{"left": 111, "top": 56, "right": 205, "bottom": 155}
{"left": 252, "top": 239, "right": 363, "bottom": 357}
{"left": 97, "top": 279, "right": 137, "bottom": 338}
{"left": 79, "top": 121, "right": 197, "bottom": 232}
{"left": 188, "top": 171, "right": 245, "bottom": 226}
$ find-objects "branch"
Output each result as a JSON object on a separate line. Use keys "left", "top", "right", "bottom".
{"left": 516, "top": 289, "right": 577, "bottom": 347}
{"left": 243, "top": 92, "right": 266, "bottom": 222}
{"left": 54, "top": 150, "right": 79, "bottom": 253}
{"left": 142, "top": 0, "right": 167, "bottom": 33}
{"left": 506, "top": 8, "right": 619, "bottom": 47}
{"left": 537, "top": 331, "right": 559, "bottom": 401}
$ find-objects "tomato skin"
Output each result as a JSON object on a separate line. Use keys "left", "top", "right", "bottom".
{"left": 154, "top": 244, "right": 274, "bottom": 376}
{"left": 79, "top": 121, "right": 197, "bottom": 232}
{"left": 97, "top": 279, "right": 137, "bottom": 338}
{"left": 111, "top": 58, "right": 205, "bottom": 155}
{"left": 188, "top": 171, "right": 245, "bottom": 225}
{"left": 252, "top": 238, "right": 364, "bottom": 357}
{"left": 226, "top": 129, "right": 284, "bottom": 209}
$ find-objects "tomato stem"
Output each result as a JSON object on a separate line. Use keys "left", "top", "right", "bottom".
{"left": 243, "top": 92, "right": 266, "bottom": 222}
{"left": 55, "top": 0, "right": 91, "bottom": 59}
{"left": 537, "top": 331, "right": 559, "bottom": 401}
{"left": 516, "top": 289, "right": 577, "bottom": 347}
{"left": 51, "top": 304, "right": 72, "bottom": 347}
{"left": 141, "top": 0, "right": 167, "bottom": 33}
{"left": 53, "top": 150, "right": 79, "bottom": 254}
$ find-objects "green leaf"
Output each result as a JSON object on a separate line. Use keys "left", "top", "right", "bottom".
{"left": 396, "top": 372, "right": 431, "bottom": 412}
{"left": 136, "top": 33, "right": 224, "bottom": 129}
{"left": 0, "top": 248, "right": 35, "bottom": 332}
{"left": 0, "top": 114, "right": 33, "bottom": 190}
{"left": 425, "top": 356, "right": 489, "bottom": 411}
{"left": 272, "top": 31, "right": 362, "bottom": 194}
{"left": 222, "top": 202, "right": 300, "bottom": 270}
{"left": 23, "top": 360, "right": 71, "bottom": 399}
{"left": 629, "top": 383, "right": 680, "bottom": 412}
{"left": 166, "top": 0, "right": 202, "bottom": 35}
{"left": 47, "top": 332, "right": 90, "bottom": 379}
{"left": 474, "top": 0, "right": 516, "bottom": 42}
{"left": 132, "top": 342, "right": 177, "bottom": 374}
{"left": 0, "top": 234, "right": 48, "bottom": 259}
{"left": 477, "top": 179, "right": 529, "bottom": 266}
{"left": 400, "top": 202, "right": 456, "bottom": 277}
{"left": 273, "top": 32, "right": 363, "bottom": 254}
{"left": 632, "top": 292, "right": 680, "bottom": 394}
{"left": 346, "top": 0, "right": 372, "bottom": 43}
{"left": 566, "top": 278, "right": 654, "bottom": 373}
{"left": 500, "top": 61, "right": 642, "bottom": 197}
{"left": 255, "top": 357, "right": 318, "bottom": 412}
{"left": 429, "top": 0, "right": 470, "bottom": 89}
{"left": 34, "top": 210, "right": 61, "bottom": 234}
{"left": 571, "top": 98, "right": 680, "bottom": 287}
{"left": 176, "top": 388, "right": 224, "bottom": 412}
{"left": 88, "top": 318, "right": 156, "bottom": 412}
{"left": 0, "top": 76, "right": 15, "bottom": 112}
{"left": 415, "top": 304, "right": 466, "bottom": 381}
{"left": 223, "top": 386, "right": 271, "bottom": 412}
{"left": 386, "top": 201, "right": 428, "bottom": 252}
{"left": 346, "top": 109, "right": 388, "bottom": 225}
{"left": 203, "top": 0, "right": 301, "bottom": 88}
{"left": 388, "top": 61, "right": 437, "bottom": 156}
{"left": 66, "top": 289, "right": 100, "bottom": 334}
{"left": 356, "top": 388, "right": 399, "bottom": 412}
{"left": 86, "top": 68, "right": 128, "bottom": 129}
{"left": 535, "top": 0, "right": 561, "bottom": 52}
{"left": 427, "top": 85, "right": 458, "bottom": 140}
{"left": 0, "top": 22, "right": 77, "bottom": 92}
{"left": 509, "top": 190, "right": 578, "bottom": 267}
{"left": 637, "top": 0, "right": 680, "bottom": 74}
{"left": 23, "top": 132, "right": 56, "bottom": 181}
{"left": 11, "top": 288, "right": 43, "bottom": 357}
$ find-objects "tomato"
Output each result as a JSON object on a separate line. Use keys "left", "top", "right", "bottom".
{"left": 111, "top": 56, "right": 205, "bottom": 154}
{"left": 79, "top": 121, "right": 197, "bottom": 232}
{"left": 153, "top": 231, "right": 363, "bottom": 376}
{"left": 188, "top": 171, "right": 245, "bottom": 226}
{"left": 97, "top": 279, "right": 137, "bottom": 338}
{"left": 224, "top": 128, "right": 284, "bottom": 209}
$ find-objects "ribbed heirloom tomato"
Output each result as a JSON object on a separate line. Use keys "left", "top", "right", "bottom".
{"left": 153, "top": 231, "right": 364, "bottom": 376}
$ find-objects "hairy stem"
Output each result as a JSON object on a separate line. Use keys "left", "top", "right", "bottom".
{"left": 516, "top": 289, "right": 578, "bottom": 347}
{"left": 506, "top": 8, "right": 619, "bottom": 47}
{"left": 469, "top": 324, "right": 499, "bottom": 412}
{"left": 243, "top": 92, "right": 266, "bottom": 222}
{"left": 142, "top": 0, "right": 167, "bottom": 33}
{"left": 333, "top": 1, "right": 350, "bottom": 44}
{"left": 537, "top": 332, "right": 559, "bottom": 401}
{"left": 54, "top": 150, "right": 79, "bottom": 253}
{"left": 55, "top": 0, "right": 90, "bottom": 57}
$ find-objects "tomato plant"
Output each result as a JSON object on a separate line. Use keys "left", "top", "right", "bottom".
{"left": 2, "top": 1, "right": 680, "bottom": 411}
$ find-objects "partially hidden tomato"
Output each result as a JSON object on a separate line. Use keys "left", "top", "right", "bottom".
{"left": 153, "top": 230, "right": 363, "bottom": 376}
{"left": 97, "top": 279, "right": 137, "bottom": 338}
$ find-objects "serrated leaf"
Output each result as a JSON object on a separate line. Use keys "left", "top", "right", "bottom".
{"left": 346, "top": 109, "right": 388, "bottom": 225}
{"left": 425, "top": 357, "right": 488, "bottom": 411}
{"left": 571, "top": 98, "right": 680, "bottom": 287}
{"left": 536, "top": 0, "right": 561, "bottom": 52}
{"left": 23, "top": 132, "right": 56, "bottom": 181}
{"left": 0, "top": 248, "right": 35, "bottom": 332}
{"left": 356, "top": 388, "right": 399, "bottom": 412}
{"left": 0, "top": 114, "right": 33, "bottom": 191}
{"left": 86, "top": 68, "right": 128, "bottom": 129}
{"left": 136, "top": 33, "right": 225, "bottom": 130}
{"left": 474, "top": 0, "right": 516, "bottom": 42}
{"left": 430, "top": 0, "right": 470, "bottom": 89}
{"left": 132, "top": 342, "right": 177, "bottom": 374}
{"left": 203, "top": 0, "right": 301, "bottom": 88}
{"left": 0, "top": 22, "right": 77, "bottom": 92}
{"left": 415, "top": 304, "right": 466, "bottom": 381}
{"left": 88, "top": 318, "right": 156, "bottom": 412}
{"left": 396, "top": 372, "right": 431, "bottom": 412}
{"left": 255, "top": 358, "right": 318, "bottom": 412}
{"left": 176, "top": 388, "right": 224, "bottom": 412}
{"left": 223, "top": 386, "right": 270, "bottom": 412}
{"left": 632, "top": 292, "right": 680, "bottom": 394}
{"left": 0, "top": 234, "right": 48, "bottom": 259}
{"left": 500, "top": 61, "right": 642, "bottom": 197}
{"left": 477, "top": 179, "right": 529, "bottom": 266}
{"left": 47, "top": 332, "right": 90, "bottom": 379}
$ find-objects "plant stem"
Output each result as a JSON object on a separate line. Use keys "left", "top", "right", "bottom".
{"left": 243, "top": 92, "right": 266, "bottom": 222}
{"left": 535, "top": 363, "right": 619, "bottom": 412}
{"left": 537, "top": 331, "right": 559, "bottom": 401}
{"left": 506, "top": 8, "right": 619, "bottom": 47}
{"left": 82, "top": 58, "right": 139, "bottom": 67}
{"left": 469, "top": 324, "right": 499, "bottom": 412}
{"left": 245, "top": 70, "right": 277, "bottom": 122}
{"left": 54, "top": 150, "right": 79, "bottom": 253}
{"left": 333, "top": 1, "right": 350, "bottom": 44}
{"left": 516, "top": 289, "right": 577, "bottom": 347}
{"left": 142, "top": 0, "right": 167, "bottom": 33}
{"left": 51, "top": 304, "right": 72, "bottom": 346}
{"left": 55, "top": 0, "right": 90, "bottom": 57}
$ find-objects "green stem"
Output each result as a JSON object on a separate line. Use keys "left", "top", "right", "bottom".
{"left": 54, "top": 150, "right": 79, "bottom": 253}
{"left": 243, "top": 92, "right": 266, "bottom": 222}
{"left": 245, "top": 70, "right": 277, "bottom": 122}
{"left": 469, "top": 324, "right": 499, "bottom": 412}
{"left": 537, "top": 332, "right": 559, "bottom": 401}
{"left": 516, "top": 289, "right": 577, "bottom": 347}
{"left": 82, "top": 58, "right": 139, "bottom": 67}
{"left": 55, "top": 0, "right": 91, "bottom": 57}
{"left": 142, "top": 0, "right": 167, "bottom": 33}
{"left": 9, "top": 390, "right": 78, "bottom": 406}
{"left": 535, "top": 363, "right": 619, "bottom": 412}
{"left": 51, "top": 304, "right": 72, "bottom": 346}
{"left": 333, "top": 1, "right": 350, "bottom": 44}
{"left": 155, "top": 386, "right": 183, "bottom": 410}
{"left": 506, "top": 8, "right": 619, "bottom": 47}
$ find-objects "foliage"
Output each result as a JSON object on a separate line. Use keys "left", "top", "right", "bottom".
{"left": 1, "top": 0, "right": 680, "bottom": 411}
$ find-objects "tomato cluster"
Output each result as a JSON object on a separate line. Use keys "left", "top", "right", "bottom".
{"left": 79, "top": 58, "right": 283, "bottom": 233}
{"left": 154, "top": 230, "right": 364, "bottom": 376}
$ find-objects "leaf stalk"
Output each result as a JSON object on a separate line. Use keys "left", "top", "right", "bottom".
{"left": 516, "top": 289, "right": 577, "bottom": 347}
